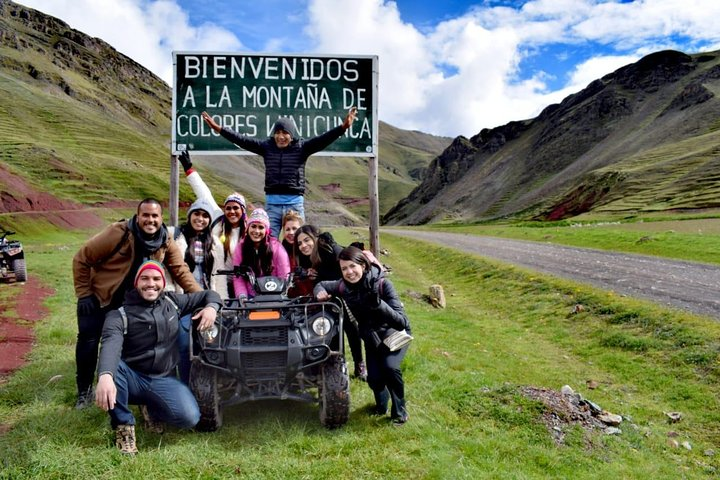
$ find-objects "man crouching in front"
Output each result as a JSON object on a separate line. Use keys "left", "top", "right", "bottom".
{"left": 95, "top": 260, "right": 221, "bottom": 455}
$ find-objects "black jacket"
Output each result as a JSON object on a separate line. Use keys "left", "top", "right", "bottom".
{"left": 98, "top": 289, "right": 222, "bottom": 378}
{"left": 314, "top": 264, "right": 410, "bottom": 341}
{"left": 220, "top": 125, "right": 345, "bottom": 195}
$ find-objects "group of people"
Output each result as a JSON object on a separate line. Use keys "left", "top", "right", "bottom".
{"left": 72, "top": 107, "right": 411, "bottom": 455}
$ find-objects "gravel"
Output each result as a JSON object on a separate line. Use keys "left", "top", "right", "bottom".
{"left": 382, "top": 229, "right": 720, "bottom": 320}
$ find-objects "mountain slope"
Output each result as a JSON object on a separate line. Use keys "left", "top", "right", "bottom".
{"left": 384, "top": 49, "right": 720, "bottom": 225}
{"left": 0, "top": 0, "right": 449, "bottom": 227}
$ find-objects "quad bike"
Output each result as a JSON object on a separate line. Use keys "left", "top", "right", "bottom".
{"left": 189, "top": 266, "right": 350, "bottom": 431}
{"left": 0, "top": 228, "right": 26, "bottom": 283}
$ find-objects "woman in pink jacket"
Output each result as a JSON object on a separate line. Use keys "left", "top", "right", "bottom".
{"left": 232, "top": 208, "right": 290, "bottom": 299}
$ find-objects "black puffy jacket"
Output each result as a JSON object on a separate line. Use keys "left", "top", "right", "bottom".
{"left": 220, "top": 124, "right": 346, "bottom": 195}
{"left": 314, "top": 264, "right": 411, "bottom": 341}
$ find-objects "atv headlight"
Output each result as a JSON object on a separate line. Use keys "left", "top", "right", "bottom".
{"left": 310, "top": 315, "right": 333, "bottom": 336}
{"left": 7, "top": 247, "right": 21, "bottom": 256}
{"left": 201, "top": 324, "right": 219, "bottom": 343}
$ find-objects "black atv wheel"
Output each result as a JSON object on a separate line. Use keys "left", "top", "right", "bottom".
{"left": 319, "top": 355, "right": 350, "bottom": 428}
{"left": 189, "top": 360, "right": 223, "bottom": 431}
{"left": 12, "top": 259, "right": 26, "bottom": 282}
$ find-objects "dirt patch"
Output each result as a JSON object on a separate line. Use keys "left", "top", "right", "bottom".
{"left": 0, "top": 275, "right": 55, "bottom": 381}
{"left": 0, "top": 162, "right": 83, "bottom": 214}
{"left": 0, "top": 161, "right": 107, "bottom": 229}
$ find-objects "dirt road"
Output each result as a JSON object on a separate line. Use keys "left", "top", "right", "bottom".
{"left": 382, "top": 229, "right": 720, "bottom": 320}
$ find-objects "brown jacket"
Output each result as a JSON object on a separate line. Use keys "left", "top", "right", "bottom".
{"left": 72, "top": 220, "right": 200, "bottom": 307}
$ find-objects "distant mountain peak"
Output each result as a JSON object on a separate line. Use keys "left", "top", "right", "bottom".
{"left": 384, "top": 49, "right": 720, "bottom": 225}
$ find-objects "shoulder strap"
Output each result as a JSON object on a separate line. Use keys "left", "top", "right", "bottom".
{"left": 170, "top": 225, "right": 183, "bottom": 241}
{"left": 119, "top": 306, "right": 128, "bottom": 335}
{"left": 93, "top": 222, "right": 130, "bottom": 267}
{"left": 120, "top": 297, "right": 179, "bottom": 335}
{"left": 338, "top": 277, "right": 383, "bottom": 296}
{"left": 210, "top": 215, "right": 224, "bottom": 230}
{"left": 165, "top": 296, "right": 180, "bottom": 313}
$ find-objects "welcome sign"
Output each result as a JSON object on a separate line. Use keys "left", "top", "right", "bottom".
{"left": 172, "top": 52, "right": 378, "bottom": 156}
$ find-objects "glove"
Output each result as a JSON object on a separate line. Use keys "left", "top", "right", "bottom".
{"left": 77, "top": 295, "right": 98, "bottom": 316}
{"left": 178, "top": 150, "right": 193, "bottom": 173}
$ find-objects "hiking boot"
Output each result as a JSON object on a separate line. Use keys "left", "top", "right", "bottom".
{"left": 140, "top": 405, "right": 164, "bottom": 434}
{"left": 115, "top": 424, "right": 138, "bottom": 455}
{"left": 353, "top": 361, "right": 367, "bottom": 382}
{"left": 74, "top": 386, "right": 94, "bottom": 410}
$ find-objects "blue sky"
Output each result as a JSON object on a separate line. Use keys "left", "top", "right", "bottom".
{"left": 15, "top": 0, "right": 720, "bottom": 137}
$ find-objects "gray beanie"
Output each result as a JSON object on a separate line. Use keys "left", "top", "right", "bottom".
{"left": 271, "top": 117, "right": 299, "bottom": 139}
{"left": 187, "top": 197, "right": 221, "bottom": 224}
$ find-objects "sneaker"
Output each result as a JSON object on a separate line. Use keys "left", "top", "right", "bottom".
{"left": 74, "top": 386, "right": 94, "bottom": 410}
{"left": 140, "top": 405, "right": 164, "bottom": 434}
{"left": 115, "top": 424, "right": 138, "bottom": 455}
{"left": 391, "top": 413, "right": 409, "bottom": 426}
{"left": 353, "top": 361, "right": 368, "bottom": 382}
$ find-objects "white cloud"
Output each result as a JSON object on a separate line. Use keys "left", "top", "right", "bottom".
{"left": 13, "top": 0, "right": 720, "bottom": 137}
{"left": 15, "top": 0, "right": 243, "bottom": 83}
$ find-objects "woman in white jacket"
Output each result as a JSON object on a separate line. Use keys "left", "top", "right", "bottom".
{"left": 167, "top": 197, "right": 228, "bottom": 383}
{"left": 178, "top": 151, "right": 247, "bottom": 297}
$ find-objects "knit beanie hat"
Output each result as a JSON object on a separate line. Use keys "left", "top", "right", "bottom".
{"left": 187, "top": 197, "right": 220, "bottom": 223}
{"left": 134, "top": 260, "right": 166, "bottom": 288}
{"left": 224, "top": 192, "right": 246, "bottom": 209}
{"left": 247, "top": 208, "right": 270, "bottom": 231}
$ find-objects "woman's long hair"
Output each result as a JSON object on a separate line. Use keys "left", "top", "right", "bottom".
{"left": 240, "top": 232, "right": 274, "bottom": 276}
{"left": 215, "top": 210, "right": 247, "bottom": 263}
{"left": 180, "top": 223, "right": 215, "bottom": 281}
{"left": 311, "top": 232, "right": 338, "bottom": 269}
{"left": 293, "top": 224, "right": 320, "bottom": 269}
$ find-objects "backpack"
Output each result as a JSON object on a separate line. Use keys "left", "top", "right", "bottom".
{"left": 118, "top": 296, "right": 180, "bottom": 335}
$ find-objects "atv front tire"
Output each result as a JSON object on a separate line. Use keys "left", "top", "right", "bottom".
{"left": 189, "top": 360, "right": 223, "bottom": 431}
{"left": 319, "top": 354, "right": 350, "bottom": 428}
{"left": 12, "top": 258, "right": 26, "bottom": 282}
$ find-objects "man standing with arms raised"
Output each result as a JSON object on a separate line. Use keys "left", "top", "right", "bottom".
{"left": 72, "top": 198, "right": 201, "bottom": 409}
{"left": 201, "top": 107, "right": 357, "bottom": 236}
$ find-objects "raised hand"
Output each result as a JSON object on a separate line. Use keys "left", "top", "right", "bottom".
{"left": 178, "top": 150, "right": 192, "bottom": 172}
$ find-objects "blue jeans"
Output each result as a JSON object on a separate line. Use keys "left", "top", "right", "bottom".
{"left": 266, "top": 200, "right": 305, "bottom": 239}
{"left": 108, "top": 360, "right": 200, "bottom": 429}
{"left": 176, "top": 313, "right": 192, "bottom": 384}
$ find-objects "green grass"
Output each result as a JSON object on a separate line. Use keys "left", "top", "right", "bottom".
{"left": 2, "top": 226, "right": 720, "bottom": 478}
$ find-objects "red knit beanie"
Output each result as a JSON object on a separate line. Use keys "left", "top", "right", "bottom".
{"left": 134, "top": 260, "right": 166, "bottom": 288}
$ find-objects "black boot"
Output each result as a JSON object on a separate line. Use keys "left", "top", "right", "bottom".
{"left": 391, "top": 398, "right": 408, "bottom": 425}
{"left": 75, "top": 385, "right": 94, "bottom": 410}
{"left": 373, "top": 388, "right": 389, "bottom": 416}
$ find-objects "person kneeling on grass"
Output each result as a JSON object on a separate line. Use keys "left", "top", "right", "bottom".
{"left": 95, "top": 260, "right": 222, "bottom": 455}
